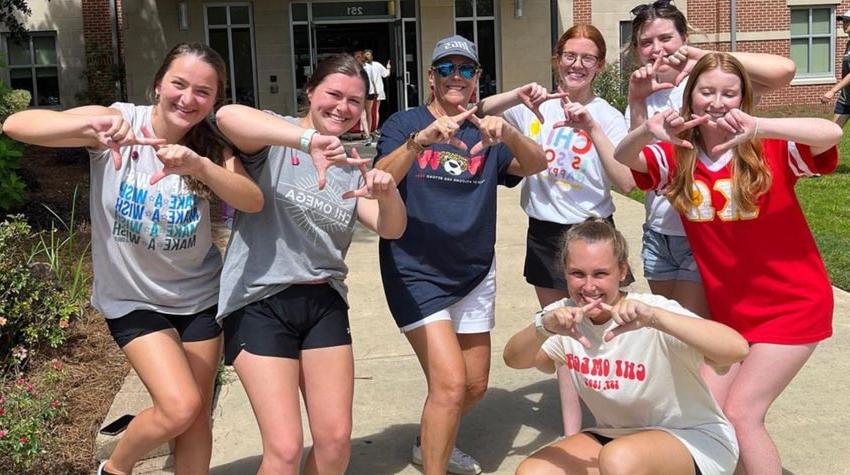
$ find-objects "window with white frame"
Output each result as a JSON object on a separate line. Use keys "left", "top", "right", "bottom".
{"left": 206, "top": 4, "right": 257, "bottom": 106}
{"left": 455, "top": 0, "right": 498, "bottom": 99}
{"left": 4, "top": 32, "right": 60, "bottom": 107}
{"left": 790, "top": 7, "right": 834, "bottom": 78}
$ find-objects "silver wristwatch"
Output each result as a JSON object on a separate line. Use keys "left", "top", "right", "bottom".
{"left": 533, "top": 310, "right": 556, "bottom": 337}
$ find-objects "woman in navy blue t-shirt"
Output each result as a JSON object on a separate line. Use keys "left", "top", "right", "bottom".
{"left": 374, "top": 35, "right": 545, "bottom": 475}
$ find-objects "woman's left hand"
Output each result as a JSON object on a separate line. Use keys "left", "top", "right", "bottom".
{"left": 148, "top": 134, "right": 208, "bottom": 185}
{"left": 456, "top": 105, "right": 515, "bottom": 155}
{"left": 600, "top": 300, "right": 658, "bottom": 341}
{"left": 696, "top": 108, "right": 759, "bottom": 155}
{"left": 553, "top": 92, "right": 596, "bottom": 131}
{"left": 662, "top": 45, "right": 706, "bottom": 85}
{"left": 516, "top": 82, "right": 568, "bottom": 123}
{"left": 343, "top": 149, "right": 397, "bottom": 200}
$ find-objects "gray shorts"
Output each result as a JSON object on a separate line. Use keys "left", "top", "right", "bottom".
{"left": 640, "top": 225, "right": 702, "bottom": 283}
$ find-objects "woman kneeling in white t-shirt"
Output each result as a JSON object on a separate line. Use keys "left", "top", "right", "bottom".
{"left": 503, "top": 218, "right": 748, "bottom": 475}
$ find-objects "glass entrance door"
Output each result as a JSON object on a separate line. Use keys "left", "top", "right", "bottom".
{"left": 290, "top": 0, "right": 420, "bottom": 113}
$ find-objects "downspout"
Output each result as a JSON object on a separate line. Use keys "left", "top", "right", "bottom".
{"left": 550, "top": 0, "right": 559, "bottom": 53}
{"left": 109, "top": 0, "right": 126, "bottom": 100}
{"left": 730, "top": 0, "right": 737, "bottom": 51}
{"left": 550, "top": 0, "right": 558, "bottom": 89}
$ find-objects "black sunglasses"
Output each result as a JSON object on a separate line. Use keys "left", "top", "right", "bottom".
{"left": 630, "top": 0, "right": 674, "bottom": 16}
{"left": 432, "top": 62, "right": 480, "bottom": 79}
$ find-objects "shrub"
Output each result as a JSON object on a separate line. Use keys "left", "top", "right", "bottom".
{"left": 0, "top": 136, "right": 26, "bottom": 211}
{"left": 0, "top": 215, "right": 84, "bottom": 371}
{"left": 0, "top": 68, "right": 32, "bottom": 212}
{"left": 0, "top": 89, "right": 31, "bottom": 119}
{"left": 0, "top": 362, "right": 68, "bottom": 471}
{"left": 594, "top": 63, "right": 629, "bottom": 113}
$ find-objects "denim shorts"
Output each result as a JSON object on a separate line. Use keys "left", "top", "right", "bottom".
{"left": 641, "top": 225, "right": 702, "bottom": 282}
{"left": 835, "top": 99, "right": 850, "bottom": 115}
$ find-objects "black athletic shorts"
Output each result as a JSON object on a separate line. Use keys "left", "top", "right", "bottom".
{"left": 222, "top": 283, "right": 351, "bottom": 364}
{"left": 106, "top": 306, "right": 221, "bottom": 348}
{"left": 584, "top": 431, "right": 702, "bottom": 475}
{"left": 524, "top": 217, "right": 635, "bottom": 289}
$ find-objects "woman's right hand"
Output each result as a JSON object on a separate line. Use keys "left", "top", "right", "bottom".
{"left": 89, "top": 116, "right": 166, "bottom": 170}
{"left": 541, "top": 301, "right": 599, "bottom": 349}
{"left": 308, "top": 133, "right": 370, "bottom": 189}
{"left": 629, "top": 55, "right": 675, "bottom": 103}
{"left": 414, "top": 106, "right": 479, "bottom": 150}
{"left": 644, "top": 108, "right": 708, "bottom": 149}
{"left": 515, "top": 82, "right": 568, "bottom": 123}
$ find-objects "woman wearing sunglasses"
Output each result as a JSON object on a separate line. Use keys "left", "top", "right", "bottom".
{"left": 477, "top": 24, "right": 636, "bottom": 438}
{"left": 374, "top": 35, "right": 545, "bottom": 475}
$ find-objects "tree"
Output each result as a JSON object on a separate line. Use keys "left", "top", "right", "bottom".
{"left": 1, "top": 0, "right": 34, "bottom": 42}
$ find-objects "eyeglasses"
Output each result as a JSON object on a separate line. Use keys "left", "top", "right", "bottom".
{"left": 432, "top": 62, "right": 480, "bottom": 79}
{"left": 630, "top": 0, "right": 674, "bottom": 16}
{"left": 559, "top": 52, "right": 600, "bottom": 68}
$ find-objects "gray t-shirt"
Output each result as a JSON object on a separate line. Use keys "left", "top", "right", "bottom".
{"left": 217, "top": 115, "right": 362, "bottom": 320}
{"left": 88, "top": 102, "right": 221, "bottom": 319}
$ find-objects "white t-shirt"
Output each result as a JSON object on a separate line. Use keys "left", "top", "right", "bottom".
{"left": 625, "top": 81, "right": 687, "bottom": 235}
{"left": 504, "top": 97, "right": 628, "bottom": 224}
{"left": 541, "top": 292, "right": 738, "bottom": 475}
{"left": 365, "top": 61, "right": 390, "bottom": 100}
{"left": 87, "top": 103, "right": 221, "bottom": 319}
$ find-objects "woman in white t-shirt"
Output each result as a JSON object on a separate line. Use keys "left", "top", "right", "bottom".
{"left": 503, "top": 218, "right": 749, "bottom": 475}
{"left": 478, "top": 24, "right": 636, "bottom": 436}
{"left": 625, "top": 0, "right": 795, "bottom": 320}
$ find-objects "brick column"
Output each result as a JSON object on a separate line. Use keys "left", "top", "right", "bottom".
{"left": 573, "top": 0, "right": 591, "bottom": 25}
{"left": 81, "top": 0, "right": 126, "bottom": 103}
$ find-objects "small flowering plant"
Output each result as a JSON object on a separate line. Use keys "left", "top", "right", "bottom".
{"left": 0, "top": 365, "right": 67, "bottom": 469}
{"left": 0, "top": 215, "right": 84, "bottom": 370}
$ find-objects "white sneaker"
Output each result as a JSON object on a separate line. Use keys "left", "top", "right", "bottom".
{"left": 412, "top": 437, "right": 483, "bottom": 475}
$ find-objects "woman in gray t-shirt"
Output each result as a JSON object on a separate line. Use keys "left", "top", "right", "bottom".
{"left": 214, "top": 54, "right": 406, "bottom": 474}
{"left": 3, "top": 43, "right": 263, "bottom": 475}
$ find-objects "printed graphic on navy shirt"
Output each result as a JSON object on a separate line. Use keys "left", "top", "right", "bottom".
{"left": 415, "top": 148, "right": 489, "bottom": 185}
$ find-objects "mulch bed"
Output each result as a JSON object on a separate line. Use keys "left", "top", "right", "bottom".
{"left": 3, "top": 145, "right": 129, "bottom": 474}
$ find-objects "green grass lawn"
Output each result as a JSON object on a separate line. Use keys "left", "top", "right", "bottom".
{"left": 796, "top": 137, "right": 850, "bottom": 290}
{"left": 622, "top": 107, "right": 850, "bottom": 290}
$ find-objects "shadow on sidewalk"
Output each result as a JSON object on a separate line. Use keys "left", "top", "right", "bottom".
{"left": 347, "top": 379, "right": 563, "bottom": 474}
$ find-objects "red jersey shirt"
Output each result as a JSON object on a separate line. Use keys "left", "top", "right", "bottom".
{"left": 633, "top": 139, "right": 837, "bottom": 344}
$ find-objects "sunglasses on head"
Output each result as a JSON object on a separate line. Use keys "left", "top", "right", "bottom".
{"left": 630, "top": 0, "right": 674, "bottom": 16}
{"left": 432, "top": 62, "right": 480, "bottom": 79}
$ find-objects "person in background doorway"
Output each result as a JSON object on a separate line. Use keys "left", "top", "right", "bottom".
{"left": 354, "top": 50, "right": 372, "bottom": 140}
{"left": 819, "top": 10, "right": 850, "bottom": 128}
{"left": 364, "top": 49, "right": 392, "bottom": 145}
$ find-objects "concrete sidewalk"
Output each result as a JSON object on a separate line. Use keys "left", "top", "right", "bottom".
{"left": 102, "top": 143, "right": 850, "bottom": 474}
{"left": 206, "top": 183, "right": 850, "bottom": 475}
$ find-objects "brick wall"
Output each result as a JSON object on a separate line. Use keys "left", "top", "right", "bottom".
{"left": 574, "top": 0, "right": 592, "bottom": 25}
{"left": 81, "top": 0, "right": 125, "bottom": 103}
{"left": 684, "top": 0, "right": 850, "bottom": 109}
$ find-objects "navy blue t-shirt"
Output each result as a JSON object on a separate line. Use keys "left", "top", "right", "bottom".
{"left": 375, "top": 106, "right": 521, "bottom": 327}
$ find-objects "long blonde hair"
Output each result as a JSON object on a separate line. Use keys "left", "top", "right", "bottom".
{"left": 667, "top": 52, "right": 771, "bottom": 214}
